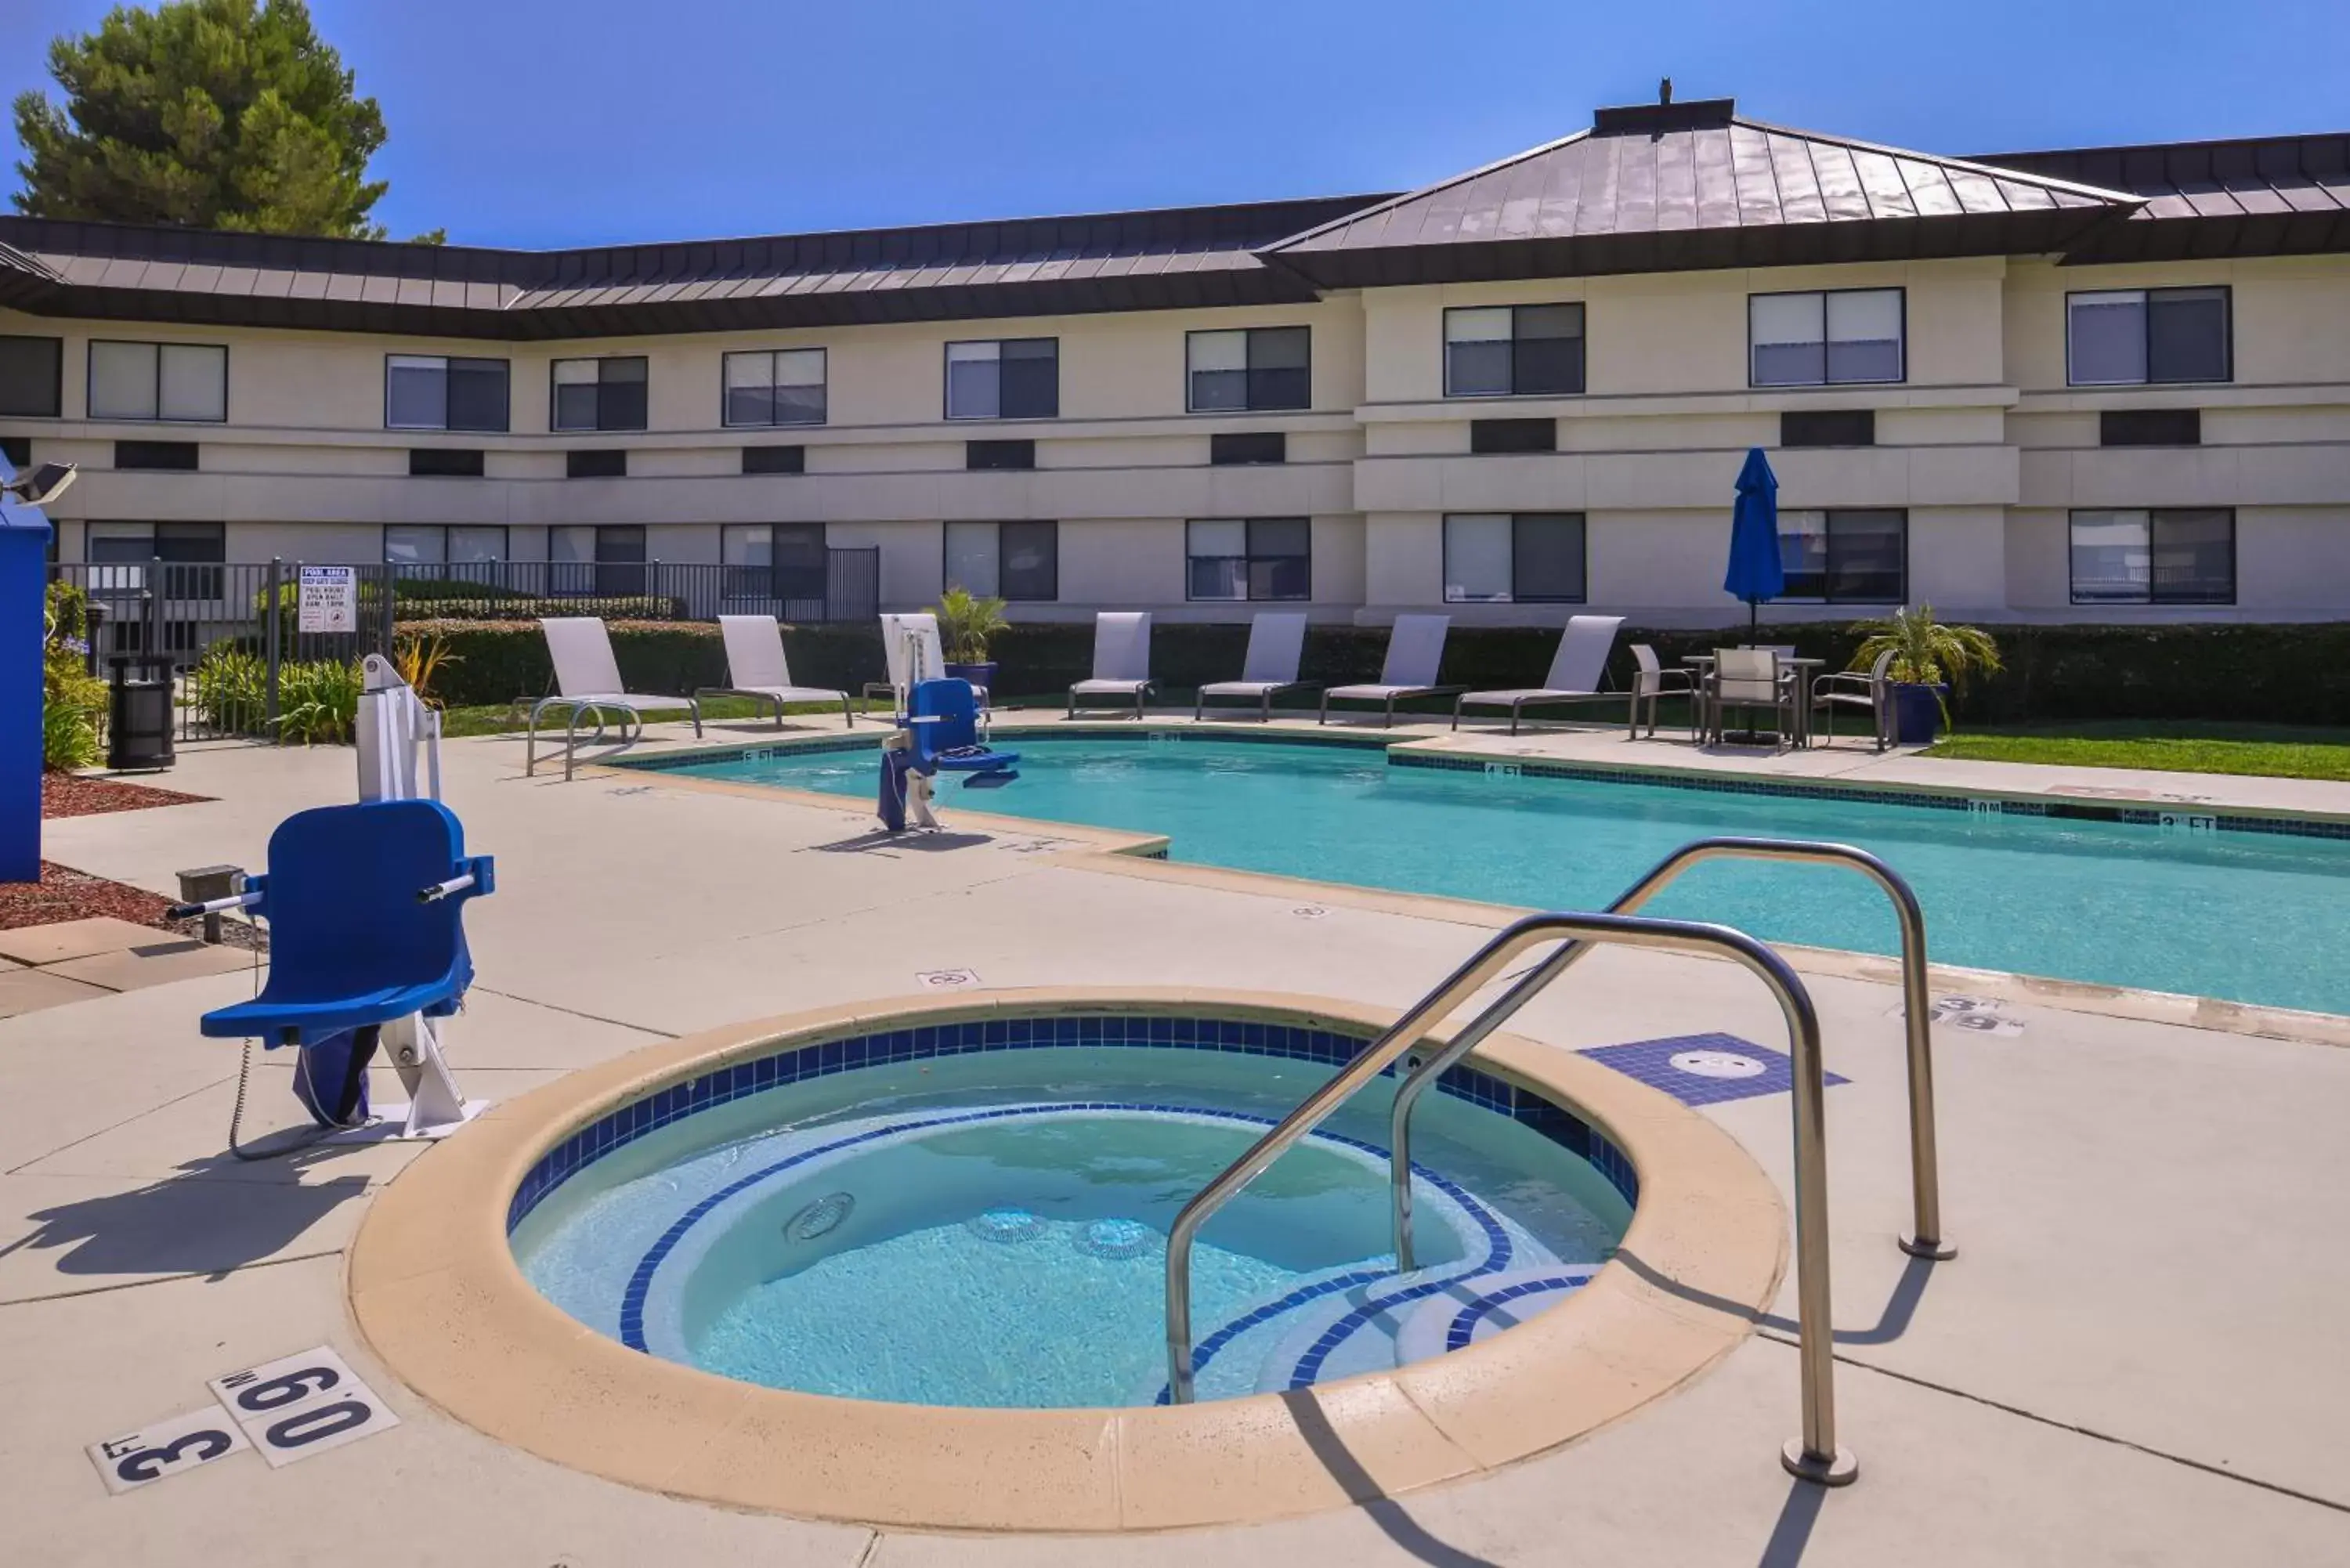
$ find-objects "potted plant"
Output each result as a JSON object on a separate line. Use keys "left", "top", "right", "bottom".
{"left": 935, "top": 586, "right": 1009, "bottom": 694}
{"left": 1849, "top": 602, "right": 2002, "bottom": 745}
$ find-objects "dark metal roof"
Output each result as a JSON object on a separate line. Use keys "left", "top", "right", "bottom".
{"left": 0, "top": 195, "right": 1389, "bottom": 340}
{"left": 1970, "top": 134, "right": 2350, "bottom": 262}
{"left": 1263, "top": 99, "right": 2142, "bottom": 287}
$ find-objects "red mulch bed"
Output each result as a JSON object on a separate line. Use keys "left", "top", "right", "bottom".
{"left": 0, "top": 860, "right": 178, "bottom": 932}
{"left": 43, "top": 772, "right": 211, "bottom": 818}
{"left": 3, "top": 774, "right": 257, "bottom": 946}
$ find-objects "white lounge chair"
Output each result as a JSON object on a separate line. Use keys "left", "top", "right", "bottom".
{"left": 1195, "top": 612, "right": 1318, "bottom": 721}
{"left": 700, "top": 615, "right": 855, "bottom": 730}
{"left": 526, "top": 616, "right": 702, "bottom": 779}
{"left": 1068, "top": 612, "right": 1156, "bottom": 717}
{"left": 866, "top": 612, "right": 989, "bottom": 715}
{"left": 1321, "top": 614, "right": 1463, "bottom": 726}
{"left": 1452, "top": 615, "right": 1626, "bottom": 735}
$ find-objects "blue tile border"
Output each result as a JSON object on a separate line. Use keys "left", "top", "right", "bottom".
{"left": 1441, "top": 1271, "right": 1600, "bottom": 1353}
{"left": 1386, "top": 749, "right": 2350, "bottom": 840}
{"left": 613, "top": 729, "right": 2350, "bottom": 843}
{"left": 506, "top": 1014, "right": 1640, "bottom": 1236}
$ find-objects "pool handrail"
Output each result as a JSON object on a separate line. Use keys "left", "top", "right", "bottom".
{"left": 1161, "top": 906, "right": 1860, "bottom": 1486}
{"left": 1390, "top": 836, "right": 1951, "bottom": 1271}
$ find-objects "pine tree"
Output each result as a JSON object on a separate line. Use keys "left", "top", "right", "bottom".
{"left": 11, "top": 1, "right": 409, "bottom": 240}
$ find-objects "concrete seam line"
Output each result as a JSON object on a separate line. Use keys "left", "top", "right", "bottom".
{"left": 2, "top": 1073, "right": 238, "bottom": 1176}
{"left": 469, "top": 987, "right": 681, "bottom": 1039}
{"left": 1755, "top": 1329, "right": 2350, "bottom": 1516}
{"left": 0, "top": 1247, "right": 346, "bottom": 1309}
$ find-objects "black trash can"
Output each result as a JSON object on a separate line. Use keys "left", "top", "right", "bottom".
{"left": 106, "top": 655, "right": 175, "bottom": 771}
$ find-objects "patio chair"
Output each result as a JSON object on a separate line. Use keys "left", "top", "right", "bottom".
{"left": 527, "top": 617, "right": 702, "bottom": 779}
{"left": 1321, "top": 615, "right": 1464, "bottom": 727}
{"left": 700, "top": 615, "right": 855, "bottom": 730}
{"left": 1629, "top": 644, "right": 1698, "bottom": 739}
{"left": 1195, "top": 612, "right": 1318, "bottom": 721}
{"left": 866, "top": 612, "right": 989, "bottom": 716}
{"left": 1812, "top": 648, "right": 1897, "bottom": 751}
{"left": 1068, "top": 612, "right": 1156, "bottom": 717}
{"left": 1452, "top": 615, "right": 1626, "bottom": 735}
{"left": 1705, "top": 646, "right": 1800, "bottom": 750}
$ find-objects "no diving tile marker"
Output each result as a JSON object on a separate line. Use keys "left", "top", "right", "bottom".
{"left": 88, "top": 1345, "right": 397, "bottom": 1495}
{"left": 917, "top": 968, "right": 982, "bottom": 990}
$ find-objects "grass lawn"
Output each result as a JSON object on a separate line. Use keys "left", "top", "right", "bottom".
{"left": 1928, "top": 721, "right": 2350, "bottom": 782}
{"left": 436, "top": 695, "right": 888, "bottom": 738}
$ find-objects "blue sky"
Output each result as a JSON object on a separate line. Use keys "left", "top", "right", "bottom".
{"left": 6, "top": 0, "right": 2348, "bottom": 248}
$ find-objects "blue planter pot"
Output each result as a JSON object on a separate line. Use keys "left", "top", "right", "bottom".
{"left": 1890, "top": 682, "right": 1949, "bottom": 746}
{"left": 943, "top": 660, "right": 997, "bottom": 695}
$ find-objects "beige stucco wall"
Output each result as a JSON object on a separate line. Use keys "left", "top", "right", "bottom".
{"left": 7, "top": 245, "right": 2347, "bottom": 625}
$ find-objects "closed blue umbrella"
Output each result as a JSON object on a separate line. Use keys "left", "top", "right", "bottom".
{"left": 1723, "top": 446, "right": 1784, "bottom": 640}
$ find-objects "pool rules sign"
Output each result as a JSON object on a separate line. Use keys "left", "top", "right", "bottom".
{"left": 86, "top": 1346, "right": 398, "bottom": 1493}
{"left": 297, "top": 565, "right": 359, "bottom": 634}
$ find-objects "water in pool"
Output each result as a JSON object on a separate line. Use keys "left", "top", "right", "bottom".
{"left": 673, "top": 735, "right": 2350, "bottom": 1015}
{"left": 512, "top": 1045, "right": 1629, "bottom": 1407}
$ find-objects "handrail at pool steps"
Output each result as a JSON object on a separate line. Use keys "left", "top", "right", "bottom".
{"left": 1390, "top": 836, "right": 1950, "bottom": 1270}
{"left": 1161, "top": 905, "right": 1863, "bottom": 1487}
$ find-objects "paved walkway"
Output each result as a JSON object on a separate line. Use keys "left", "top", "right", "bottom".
{"left": 3, "top": 723, "right": 2347, "bottom": 1566}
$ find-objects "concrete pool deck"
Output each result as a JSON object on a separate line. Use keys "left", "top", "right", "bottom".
{"left": 5, "top": 720, "right": 2349, "bottom": 1565}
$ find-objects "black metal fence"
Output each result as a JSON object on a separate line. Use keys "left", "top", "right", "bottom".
{"left": 51, "top": 548, "right": 881, "bottom": 741}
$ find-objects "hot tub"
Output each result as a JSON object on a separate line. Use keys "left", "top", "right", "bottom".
{"left": 350, "top": 991, "right": 1784, "bottom": 1531}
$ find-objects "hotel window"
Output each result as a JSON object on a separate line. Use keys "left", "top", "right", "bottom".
{"left": 1187, "top": 518, "right": 1311, "bottom": 602}
{"left": 943, "top": 520, "right": 1058, "bottom": 601}
{"left": 1442, "top": 513, "right": 1585, "bottom": 602}
{"left": 1444, "top": 305, "right": 1584, "bottom": 397}
{"left": 945, "top": 338, "right": 1058, "bottom": 420}
{"left": 386, "top": 355, "right": 510, "bottom": 432}
{"left": 1777, "top": 509, "right": 1906, "bottom": 602}
{"left": 2069, "top": 509, "right": 2235, "bottom": 605}
{"left": 2067, "top": 288, "right": 2230, "bottom": 386}
{"left": 723, "top": 349, "right": 826, "bottom": 427}
{"left": 549, "top": 523, "right": 647, "bottom": 594}
{"left": 88, "top": 341, "right": 228, "bottom": 421}
{"left": 551, "top": 356, "right": 648, "bottom": 432}
{"left": 0, "top": 335, "right": 63, "bottom": 417}
{"left": 86, "top": 522, "right": 225, "bottom": 646}
{"left": 1749, "top": 289, "right": 1904, "bottom": 387}
{"left": 382, "top": 525, "right": 508, "bottom": 565}
{"left": 721, "top": 522, "right": 828, "bottom": 599}
{"left": 1186, "top": 327, "right": 1310, "bottom": 412}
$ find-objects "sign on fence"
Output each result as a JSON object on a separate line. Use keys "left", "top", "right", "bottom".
{"left": 297, "top": 566, "right": 357, "bottom": 634}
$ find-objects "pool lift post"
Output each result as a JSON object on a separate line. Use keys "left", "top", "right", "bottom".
{"left": 172, "top": 656, "right": 494, "bottom": 1151}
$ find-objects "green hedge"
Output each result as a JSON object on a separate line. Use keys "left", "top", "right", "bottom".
{"left": 407, "top": 617, "right": 2350, "bottom": 728}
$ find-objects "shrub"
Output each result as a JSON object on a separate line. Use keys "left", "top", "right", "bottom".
{"left": 385, "top": 616, "right": 2350, "bottom": 728}
{"left": 393, "top": 592, "right": 686, "bottom": 623}
{"left": 276, "top": 658, "right": 363, "bottom": 745}
{"left": 190, "top": 645, "right": 269, "bottom": 735}
{"left": 42, "top": 582, "right": 106, "bottom": 769}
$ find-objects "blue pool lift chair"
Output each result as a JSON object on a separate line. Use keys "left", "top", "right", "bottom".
{"left": 877, "top": 677, "right": 1021, "bottom": 831}
{"left": 190, "top": 798, "right": 495, "bottom": 1140}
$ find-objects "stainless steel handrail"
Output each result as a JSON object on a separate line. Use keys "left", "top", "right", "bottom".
{"left": 1390, "top": 836, "right": 1950, "bottom": 1271}
{"left": 1161, "top": 908, "right": 1858, "bottom": 1484}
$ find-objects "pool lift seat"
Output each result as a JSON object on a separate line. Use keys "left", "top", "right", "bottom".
{"left": 877, "top": 677, "right": 1020, "bottom": 832}
{"left": 193, "top": 797, "right": 495, "bottom": 1140}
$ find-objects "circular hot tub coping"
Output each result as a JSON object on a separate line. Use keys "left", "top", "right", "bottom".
{"left": 349, "top": 987, "right": 1788, "bottom": 1534}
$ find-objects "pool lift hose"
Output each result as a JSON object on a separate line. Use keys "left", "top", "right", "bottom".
{"left": 1162, "top": 905, "right": 1860, "bottom": 1486}
{"left": 1391, "top": 836, "right": 1951, "bottom": 1270}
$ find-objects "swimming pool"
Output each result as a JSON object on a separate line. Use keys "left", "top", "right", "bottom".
{"left": 509, "top": 1014, "right": 1632, "bottom": 1408}
{"left": 660, "top": 735, "right": 2350, "bottom": 1016}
